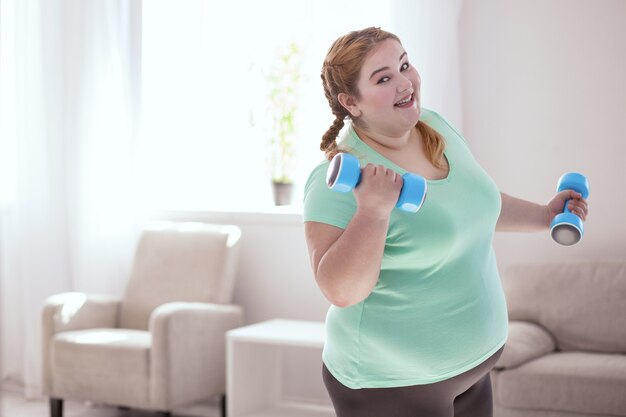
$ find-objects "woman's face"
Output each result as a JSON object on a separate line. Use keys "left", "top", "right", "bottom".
{"left": 344, "top": 39, "right": 421, "bottom": 137}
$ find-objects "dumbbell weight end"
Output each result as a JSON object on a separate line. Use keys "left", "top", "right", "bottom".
{"left": 326, "top": 153, "right": 361, "bottom": 193}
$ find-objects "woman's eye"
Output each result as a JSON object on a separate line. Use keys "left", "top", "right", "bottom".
{"left": 401, "top": 62, "right": 410, "bottom": 71}
{"left": 377, "top": 76, "right": 390, "bottom": 84}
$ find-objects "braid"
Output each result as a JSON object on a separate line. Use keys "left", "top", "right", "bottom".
{"left": 321, "top": 116, "right": 345, "bottom": 160}
{"left": 320, "top": 68, "right": 349, "bottom": 160}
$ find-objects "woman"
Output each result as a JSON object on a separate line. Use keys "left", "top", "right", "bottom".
{"left": 303, "top": 27, "right": 589, "bottom": 417}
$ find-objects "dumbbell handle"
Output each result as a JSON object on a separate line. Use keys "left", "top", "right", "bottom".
{"left": 326, "top": 153, "right": 427, "bottom": 213}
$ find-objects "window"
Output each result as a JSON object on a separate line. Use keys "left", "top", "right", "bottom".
{"left": 139, "top": 0, "right": 391, "bottom": 211}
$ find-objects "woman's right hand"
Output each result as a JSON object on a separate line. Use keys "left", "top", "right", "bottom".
{"left": 353, "top": 163, "right": 403, "bottom": 217}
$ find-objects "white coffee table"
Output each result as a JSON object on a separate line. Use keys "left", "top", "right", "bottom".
{"left": 226, "top": 319, "right": 334, "bottom": 417}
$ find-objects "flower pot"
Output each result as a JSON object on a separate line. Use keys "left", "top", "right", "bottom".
{"left": 272, "top": 181, "right": 294, "bottom": 206}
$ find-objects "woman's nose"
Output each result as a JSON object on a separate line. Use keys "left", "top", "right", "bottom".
{"left": 397, "top": 76, "right": 413, "bottom": 93}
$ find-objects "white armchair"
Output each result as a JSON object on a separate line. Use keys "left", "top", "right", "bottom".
{"left": 41, "top": 221, "right": 244, "bottom": 417}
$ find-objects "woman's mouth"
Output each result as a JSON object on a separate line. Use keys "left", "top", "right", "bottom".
{"left": 394, "top": 94, "right": 414, "bottom": 108}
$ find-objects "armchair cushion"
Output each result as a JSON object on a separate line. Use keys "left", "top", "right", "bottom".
{"left": 495, "top": 321, "right": 556, "bottom": 370}
{"left": 494, "top": 352, "right": 626, "bottom": 416}
{"left": 51, "top": 329, "right": 151, "bottom": 409}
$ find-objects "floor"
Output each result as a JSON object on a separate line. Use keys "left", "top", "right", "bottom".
{"left": 1, "top": 387, "right": 222, "bottom": 417}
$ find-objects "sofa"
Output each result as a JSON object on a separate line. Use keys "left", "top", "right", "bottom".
{"left": 491, "top": 261, "right": 626, "bottom": 417}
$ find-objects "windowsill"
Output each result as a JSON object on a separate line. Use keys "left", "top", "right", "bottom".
{"left": 155, "top": 204, "right": 304, "bottom": 225}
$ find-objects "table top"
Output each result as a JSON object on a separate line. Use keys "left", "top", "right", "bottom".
{"left": 227, "top": 319, "right": 325, "bottom": 348}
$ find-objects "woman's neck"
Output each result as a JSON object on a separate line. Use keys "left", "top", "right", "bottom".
{"left": 352, "top": 123, "right": 448, "bottom": 180}
{"left": 353, "top": 124, "right": 419, "bottom": 155}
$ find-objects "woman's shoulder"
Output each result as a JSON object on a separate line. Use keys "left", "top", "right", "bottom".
{"left": 304, "top": 158, "right": 335, "bottom": 204}
{"left": 305, "top": 159, "right": 330, "bottom": 189}
{"left": 420, "top": 107, "right": 467, "bottom": 145}
{"left": 303, "top": 158, "right": 356, "bottom": 229}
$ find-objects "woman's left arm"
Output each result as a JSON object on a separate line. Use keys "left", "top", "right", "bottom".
{"left": 496, "top": 191, "right": 589, "bottom": 232}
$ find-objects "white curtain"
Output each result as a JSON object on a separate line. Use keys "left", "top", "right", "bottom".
{"left": 0, "top": 0, "right": 142, "bottom": 397}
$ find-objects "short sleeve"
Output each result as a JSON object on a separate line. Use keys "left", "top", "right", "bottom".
{"left": 303, "top": 162, "right": 357, "bottom": 229}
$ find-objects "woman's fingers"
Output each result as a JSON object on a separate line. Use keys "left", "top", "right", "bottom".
{"left": 568, "top": 198, "right": 589, "bottom": 220}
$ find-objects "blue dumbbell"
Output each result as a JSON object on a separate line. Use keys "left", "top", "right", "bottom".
{"left": 326, "top": 153, "right": 427, "bottom": 213}
{"left": 550, "top": 172, "right": 589, "bottom": 246}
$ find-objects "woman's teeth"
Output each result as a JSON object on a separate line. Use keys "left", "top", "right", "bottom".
{"left": 395, "top": 95, "right": 412, "bottom": 106}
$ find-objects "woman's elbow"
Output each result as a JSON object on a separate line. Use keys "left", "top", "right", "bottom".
{"left": 328, "top": 295, "right": 358, "bottom": 308}
{"left": 317, "top": 278, "right": 369, "bottom": 308}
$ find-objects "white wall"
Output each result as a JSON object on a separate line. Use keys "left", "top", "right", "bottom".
{"left": 458, "top": 0, "right": 626, "bottom": 268}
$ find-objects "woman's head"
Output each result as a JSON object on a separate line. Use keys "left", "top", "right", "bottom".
{"left": 320, "top": 27, "right": 422, "bottom": 159}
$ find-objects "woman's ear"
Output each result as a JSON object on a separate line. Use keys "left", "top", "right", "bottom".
{"left": 338, "top": 93, "right": 361, "bottom": 118}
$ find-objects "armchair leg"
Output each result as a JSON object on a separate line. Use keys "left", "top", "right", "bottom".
{"left": 221, "top": 394, "right": 227, "bottom": 417}
{"left": 49, "top": 398, "right": 63, "bottom": 417}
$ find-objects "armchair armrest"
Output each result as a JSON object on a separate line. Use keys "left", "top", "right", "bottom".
{"left": 494, "top": 320, "right": 556, "bottom": 370}
{"left": 41, "top": 292, "right": 121, "bottom": 394}
{"left": 149, "top": 302, "right": 244, "bottom": 409}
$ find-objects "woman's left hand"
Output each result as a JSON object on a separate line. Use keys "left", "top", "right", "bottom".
{"left": 547, "top": 190, "right": 589, "bottom": 222}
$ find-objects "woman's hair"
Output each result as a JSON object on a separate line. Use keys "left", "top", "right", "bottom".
{"left": 320, "top": 27, "right": 446, "bottom": 168}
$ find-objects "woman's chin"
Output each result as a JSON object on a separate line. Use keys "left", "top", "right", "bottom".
{"left": 395, "top": 102, "right": 421, "bottom": 125}
{"left": 403, "top": 108, "right": 421, "bottom": 128}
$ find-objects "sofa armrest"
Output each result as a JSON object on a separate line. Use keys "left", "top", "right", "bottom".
{"left": 494, "top": 320, "right": 556, "bottom": 370}
{"left": 149, "top": 302, "right": 244, "bottom": 409}
{"left": 41, "top": 292, "right": 121, "bottom": 394}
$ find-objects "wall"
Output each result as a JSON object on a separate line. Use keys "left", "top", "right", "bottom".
{"left": 458, "top": 0, "right": 626, "bottom": 268}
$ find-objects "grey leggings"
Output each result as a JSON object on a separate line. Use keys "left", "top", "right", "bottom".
{"left": 322, "top": 346, "right": 504, "bottom": 417}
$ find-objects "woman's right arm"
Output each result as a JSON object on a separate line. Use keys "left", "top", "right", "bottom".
{"left": 304, "top": 164, "right": 402, "bottom": 307}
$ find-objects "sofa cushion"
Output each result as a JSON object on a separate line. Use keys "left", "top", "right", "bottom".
{"left": 494, "top": 352, "right": 626, "bottom": 416}
{"left": 503, "top": 262, "right": 626, "bottom": 353}
{"left": 495, "top": 321, "right": 556, "bottom": 369}
{"left": 51, "top": 329, "right": 151, "bottom": 408}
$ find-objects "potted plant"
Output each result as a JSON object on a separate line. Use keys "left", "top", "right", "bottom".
{"left": 266, "top": 42, "right": 302, "bottom": 206}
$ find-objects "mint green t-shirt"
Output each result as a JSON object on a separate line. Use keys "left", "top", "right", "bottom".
{"left": 303, "top": 108, "right": 508, "bottom": 389}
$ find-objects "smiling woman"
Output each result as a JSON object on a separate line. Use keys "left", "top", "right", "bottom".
{"left": 139, "top": 0, "right": 392, "bottom": 211}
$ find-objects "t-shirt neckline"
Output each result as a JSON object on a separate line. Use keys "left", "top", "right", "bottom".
{"left": 345, "top": 124, "right": 454, "bottom": 184}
